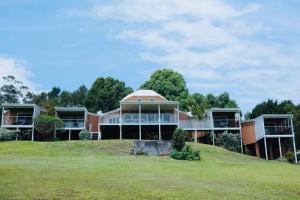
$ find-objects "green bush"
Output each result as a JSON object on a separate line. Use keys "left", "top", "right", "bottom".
{"left": 210, "top": 132, "right": 241, "bottom": 152}
{"left": 34, "top": 115, "right": 64, "bottom": 140}
{"left": 0, "top": 128, "right": 17, "bottom": 141}
{"left": 79, "top": 130, "right": 91, "bottom": 140}
{"left": 172, "top": 128, "right": 187, "bottom": 151}
{"left": 170, "top": 144, "right": 200, "bottom": 161}
{"left": 286, "top": 151, "right": 295, "bottom": 164}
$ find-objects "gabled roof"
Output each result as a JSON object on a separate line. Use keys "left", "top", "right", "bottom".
{"left": 121, "top": 90, "right": 167, "bottom": 102}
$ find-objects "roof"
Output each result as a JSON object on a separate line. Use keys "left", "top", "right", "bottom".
{"left": 55, "top": 107, "right": 87, "bottom": 112}
{"left": 1, "top": 103, "right": 37, "bottom": 108}
{"left": 258, "top": 114, "right": 293, "bottom": 119}
{"left": 208, "top": 107, "right": 241, "bottom": 113}
{"left": 121, "top": 90, "right": 167, "bottom": 102}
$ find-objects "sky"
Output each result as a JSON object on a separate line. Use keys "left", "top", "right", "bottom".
{"left": 0, "top": 0, "right": 299, "bottom": 113}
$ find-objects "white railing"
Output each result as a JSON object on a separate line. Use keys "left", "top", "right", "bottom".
{"left": 1, "top": 116, "right": 33, "bottom": 126}
{"left": 179, "top": 120, "right": 211, "bottom": 129}
{"left": 61, "top": 119, "right": 85, "bottom": 128}
{"left": 100, "top": 113, "right": 177, "bottom": 124}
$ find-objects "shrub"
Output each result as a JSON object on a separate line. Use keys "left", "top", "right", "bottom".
{"left": 0, "top": 128, "right": 17, "bottom": 141}
{"left": 170, "top": 144, "right": 200, "bottom": 161}
{"left": 34, "top": 115, "right": 64, "bottom": 140}
{"left": 286, "top": 151, "right": 295, "bottom": 164}
{"left": 79, "top": 129, "right": 91, "bottom": 140}
{"left": 172, "top": 128, "right": 187, "bottom": 151}
{"left": 210, "top": 132, "right": 241, "bottom": 152}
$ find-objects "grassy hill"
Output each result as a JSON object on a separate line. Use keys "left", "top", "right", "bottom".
{"left": 0, "top": 141, "right": 299, "bottom": 199}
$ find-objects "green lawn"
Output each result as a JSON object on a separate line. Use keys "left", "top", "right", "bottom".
{"left": 0, "top": 141, "right": 299, "bottom": 199}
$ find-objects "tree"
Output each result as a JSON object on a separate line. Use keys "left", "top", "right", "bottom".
{"left": 72, "top": 85, "right": 88, "bottom": 106}
{"left": 59, "top": 91, "right": 73, "bottom": 106}
{"left": 0, "top": 75, "right": 29, "bottom": 103}
{"left": 85, "top": 77, "right": 133, "bottom": 113}
{"left": 140, "top": 68, "right": 189, "bottom": 109}
{"left": 172, "top": 128, "right": 187, "bottom": 151}
{"left": 34, "top": 115, "right": 63, "bottom": 138}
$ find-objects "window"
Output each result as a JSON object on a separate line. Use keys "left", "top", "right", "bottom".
{"left": 150, "top": 98, "right": 155, "bottom": 102}
{"left": 137, "top": 98, "right": 142, "bottom": 102}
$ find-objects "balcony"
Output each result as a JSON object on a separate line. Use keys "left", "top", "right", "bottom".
{"left": 213, "top": 119, "right": 239, "bottom": 128}
{"left": 100, "top": 113, "right": 177, "bottom": 125}
{"left": 61, "top": 119, "right": 85, "bottom": 129}
{"left": 179, "top": 120, "right": 211, "bottom": 129}
{"left": 265, "top": 126, "right": 293, "bottom": 135}
{"left": 1, "top": 116, "right": 33, "bottom": 127}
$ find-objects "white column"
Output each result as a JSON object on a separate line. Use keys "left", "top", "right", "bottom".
{"left": 177, "top": 104, "right": 180, "bottom": 127}
{"left": 278, "top": 137, "right": 282, "bottom": 158}
{"left": 212, "top": 130, "right": 215, "bottom": 146}
{"left": 158, "top": 104, "right": 161, "bottom": 140}
{"left": 290, "top": 118, "right": 298, "bottom": 163}
{"left": 69, "top": 130, "right": 71, "bottom": 141}
{"left": 31, "top": 106, "right": 36, "bottom": 141}
{"left": 1, "top": 107, "right": 3, "bottom": 126}
{"left": 194, "top": 130, "right": 197, "bottom": 143}
{"left": 16, "top": 126, "right": 19, "bottom": 141}
{"left": 119, "top": 105, "right": 122, "bottom": 140}
{"left": 238, "top": 115, "right": 243, "bottom": 154}
{"left": 139, "top": 104, "right": 141, "bottom": 140}
{"left": 264, "top": 137, "right": 268, "bottom": 160}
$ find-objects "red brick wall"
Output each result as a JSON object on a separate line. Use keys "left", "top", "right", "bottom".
{"left": 241, "top": 121, "right": 256, "bottom": 145}
{"left": 86, "top": 114, "right": 99, "bottom": 132}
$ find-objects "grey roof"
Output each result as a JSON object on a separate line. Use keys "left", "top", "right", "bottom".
{"left": 209, "top": 107, "right": 241, "bottom": 112}
{"left": 55, "top": 107, "right": 87, "bottom": 112}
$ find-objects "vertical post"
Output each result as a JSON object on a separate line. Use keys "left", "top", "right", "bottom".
{"left": 278, "top": 137, "right": 282, "bottom": 158}
{"left": 158, "top": 104, "right": 161, "bottom": 140}
{"left": 290, "top": 117, "right": 297, "bottom": 163}
{"left": 98, "top": 123, "right": 101, "bottom": 141}
{"left": 16, "top": 126, "right": 19, "bottom": 141}
{"left": 139, "top": 104, "right": 141, "bottom": 140}
{"left": 54, "top": 126, "right": 57, "bottom": 140}
{"left": 238, "top": 113, "right": 243, "bottom": 154}
{"left": 177, "top": 104, "right": 180, "bottom": 127}
{"left": 69, "top": 130, "right": 71, "bottom": 141}
{"left": 1, "top": 106, "right": 4, "bottom": 127}
{"left": 194, "top": 130, "right": 197, "bottom": 143}
{"left": 212, "top": 130, "right": 215, "bottom": 146}
{"left": 31, "top": 106, "right": 36, "bottom": 141}
{"left": 119, "top": 105, "right": 122, "bottom": 140}
{"left": 264, "top": 137, "right": 268, "bottom": 160}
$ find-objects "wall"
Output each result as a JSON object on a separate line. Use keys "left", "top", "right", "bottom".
{"left": 86, "top": 114, "right": 99, "bottom": 132}
{"left": 241, "top": 121, "right": 256, "bottom": 145}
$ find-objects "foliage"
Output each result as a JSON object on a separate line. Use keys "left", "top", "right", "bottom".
{"left": 171, "top": 128, "right": 187, "bottom": 151}
{"left": 140, "top": 68, "right": 189, "bottom": 109}
{"left": 170, "top": 144, "right": 200, "bottom": 161}
{"left": 0, "top": 128, "right": 18, "bottom": 141}
{"left": 0, "top": 75, "right": 29, "bottom": 103}
{"left": 211, "top": 132, "right": 241, "bottom": 152}
{"left": 79, "top": 129, "right": 91, "bottom": 140}
{"left": 85, "top": 77, "right": 133, "bottom": 113}
{"left": 34, "top": 115, "right": 64, "bottom": 136}
{"left": 286, "top": 151, "right": 295, "bottom": 164}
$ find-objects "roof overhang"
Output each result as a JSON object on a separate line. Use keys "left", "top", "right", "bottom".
{"left": 1, "top": 103, "right": 36, "bottom": 108}
{"left": 120, "top": 101, "right": 179, "bottom": 110}
{"left": 55, "top": 107, "right": 87, "bottom": 112}
{"left": 209, "top": 107, "right": 241, "bottom": 113}
{"left": 259, "top": 114, "right": 293, "bottom": 119}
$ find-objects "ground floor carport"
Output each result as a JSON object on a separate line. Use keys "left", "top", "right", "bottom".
{"left": 100, "top": 125, "right": 177, "bottom": 140}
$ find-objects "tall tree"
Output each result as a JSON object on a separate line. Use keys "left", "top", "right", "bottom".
{"left": 72, "top": 85, "right": 88, "bottom": 106}
{"left": 140, "top": 68, "right": 189, "bottom": 109}
{"left": 0, "top": 75, "right": 29, "bottom": 103}
{"left": 85, "top": 77, "right": 133, "bottom": 113}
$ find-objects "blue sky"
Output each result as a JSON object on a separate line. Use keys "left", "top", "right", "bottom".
{"left": 0, "top": 0, "right": 299, "bottom": 112}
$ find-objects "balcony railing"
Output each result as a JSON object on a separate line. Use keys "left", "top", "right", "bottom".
{"left": 100, "top": 113, "right": 177, "bottom": 124}
{"left": 265, "top": 126, "right": 292, "bottom": 135}
{"left": 179, "top": 120, "right": 211, "bottom": 129}
{"left": 61, "top": 119, "right": 85, "bottom": 128}
{"left": 213, "top": 119, "right": 240, "bottom": 128}
{"left": 1, "top": 116, "right": 33, "bottom": 126}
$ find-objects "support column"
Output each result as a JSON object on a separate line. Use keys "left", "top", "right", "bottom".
{"left": 278, "top": 137, "right": 282, "bottom": 158}
{"left": 31, "top": 127, "right": 34, "bottom": 141}
{"left": 158, "top": 104, "right": 161, "bottom": 140}
{"left": 31, "top": 106, "right": 36, "bottom": 142}
{"left": 54, "top": 126, "right": 57, "bottom": 140}
{"left": 212, "top": 130, "right": 215, "bottom": 146}
{"left": 119, "top": 106, "right": 122, "bottom": 140}
{"left": 194, "top": 130, "right": 197, "bottom": 143}
{"left": 255, "top": 143, "right": 260, "bottom": 158}
{"left": 177, "top": 104, "right": 180, "bottom": 128}
{"left": 16, "top": 126, "right": 19, "bottom": 141}
{"left": 264, "top": 137, "right": 268, "bottom": 160}
{"left": 139, "top": 104, "right": 141, "bottom": 140}
{"left": 69, "top": 130, "right": 71, "bottom": 141}
{"left": 291, "top": 118, "right": 298, "bottom": 163}
{"left": 1, "top": 106, "right": 4, "bottom": 127}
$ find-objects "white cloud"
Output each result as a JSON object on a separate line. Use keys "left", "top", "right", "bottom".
{"left": 0, "top": 55, "right": 39, "bottom": 92}
{"left": 87, "top": 0, "right": 300, "bottom": 112}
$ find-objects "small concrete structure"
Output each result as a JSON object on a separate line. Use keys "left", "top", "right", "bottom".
{"left": 133, "top": 140, "right": 172, "bottom": 156}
